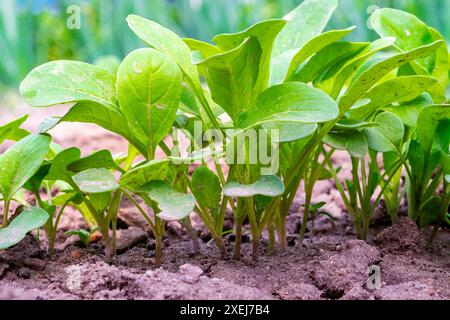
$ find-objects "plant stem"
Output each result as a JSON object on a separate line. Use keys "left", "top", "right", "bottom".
{"left": 267, "top": 221, "right": 276, "bottom": 255}
{"left": 155, "top": 235, "right": 163, "bottom": 267}
{"left": 2, "top": 199, "right": 10, "bottom": 227}
{"left": 184, "top": 216, "right": 200, "bottom": 254}
{"left": 233, "top": 221, "right": 242, "bottom": 261}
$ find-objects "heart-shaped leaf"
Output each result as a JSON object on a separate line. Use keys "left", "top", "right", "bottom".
{"left": 324, "top": 130, "right": 368, "bottom": 158}
{"left": 139, "top": 181, "right": 195, "bottom": 221}
{"left": 0, "top": 207, "right": 49, "bottom": 249}
{"left": 224, "top": 175, "right": 285, "bottom": 198}
{"left": 73, "top": 168, "right": 119, "bottom": 194}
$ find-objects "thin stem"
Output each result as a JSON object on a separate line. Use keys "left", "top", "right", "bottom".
{"left": 2, "top": 199, "right": 10, "bottom": 227}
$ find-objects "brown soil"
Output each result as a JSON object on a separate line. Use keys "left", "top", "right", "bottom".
{"left": 0, "top": 105, "right": 449, "bottom": 300}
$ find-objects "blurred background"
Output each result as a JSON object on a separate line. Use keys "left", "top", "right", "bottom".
{"left": 1, "top": 0, "right": 449, "bottom": 94}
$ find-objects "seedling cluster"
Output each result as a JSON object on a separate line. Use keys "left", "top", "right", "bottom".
{"left": 1, "top": 0, "right": 449, "bottom": 265}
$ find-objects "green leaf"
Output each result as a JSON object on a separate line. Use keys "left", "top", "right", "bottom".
{"left": 20, "top": 61, "right": 117, "bottom": 110}
{"left": 292, "top": 41, "right": 368, "bottom": 84}
{"left": 23, "top": 162, "right": 51, "bottom": 193}
{"left": 324, "top": 130, "right": 368, "bottom": 158}
{"left": 117, "top": 48, "right": 182, "bottom": 157}
{"left": 68, "top": 150, "right": 123, "bottom": 173}
{"left": 272, "top": 0, "right": 337, "bottom": 58}
{"left": 72, "top": 168, "right": 119, "bottom": 194}
{"left": 195, "top": 37, "right": 261, "bottom": 121}
{"left": 262, "top": 122, "right": 317, "bottom": 143}
{"left": 191, "top": 166, "right": 222, "bottom": 209}
{"left": 224, "top": 175, "right": 285, "bottom": 198}
{"left": 139, "top": 180, "right": 195, "bottom": 221}
{"left": 65, "top": 229, "right": 91, "bottom": 246}
{"left": 417, "top": 105, "right": 450, "bottom": 154}
{"left": 45, "top": 148, "right": 81, "bottom": 184}
{"left": 273, "top": 27, "right": 355, "bottom": 85}
{"left": 339, "top": 41, "right": 444, "bottom": 112}
{"left": 89, "top": 192, "right": 112, "bottom": 212}
{"left": 348, "top": 76, "right": 438, "bottom": 120}
{"left": 0, "top": 115, "right": 29, "bottom": 144}
{"left": 120, "top": 159, "right": 170, "bottom": 191}
{"left": 60, "top": 102, "right": 147, "bottom": 156}
{"left": 238, "top": 82, "right": 339, "bottom": 129}
{"left": 126, "top": 15, "right": 200, "bottom": 89}
{"left": 213, "top": 19, "right": 286, "bottom": 97}
{"left": 364, "top": 112, "right": 404, "bottom": 153}
{"left": 0, "top": 207, "right": 49, "bottom": 250}
{"left": 384, "top": 93, "right": 433, "bottom": 127}
{"left": 0, "top": 134, "right": 51, "bottom": 201}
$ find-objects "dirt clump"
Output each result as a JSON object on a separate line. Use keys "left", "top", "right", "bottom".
{"left": 375, "top": 217, "right": 420, "bottom": 252}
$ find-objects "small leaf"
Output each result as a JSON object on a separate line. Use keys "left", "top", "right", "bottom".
{"left": 68, "top": 150, "right": 122, "bottom": 173}
{"left": 364, "top": 112, "right": 404, "bottom": 153}
{"left": 0, "top": 207, "right": 49, "bottom": 250}
{"left": 139, "top": 181, "right": 195, "bottom": 221}
{"left": 417, "top": 105, "right": 450, "bottom": 155}
{"left": 45, "top": 148, "right": 81, "bottom": 184}
{"left": 238, "top": 82, "right": 339, "bottom": 129}
{"left": 384, "top": 93, "right": 433, "bottom": 127}
{"left": 20, "top": 61, "right": 117, "bottom": 110}
{"left": 73, "top": 168, "right": 119, "bottom": 194}
{"left": 224, "top": 175, "right": 285, "bottom": 198}
{"left": 262, "top": 122, "right": 317, "bottom": 143}
{"left": 0, "top": 115, "right": 29, "bottom": 144}
{"left": 120, "top": 159, "right": 170, "bottom": 191}
{"left": 191, "top": 166, "right": 222, "bottom": 209}
{"left": 324, "top": 130, "right": 368, "bottom": 158}
{"left": 0, "top": 134, "right": 51, "bottom": 201}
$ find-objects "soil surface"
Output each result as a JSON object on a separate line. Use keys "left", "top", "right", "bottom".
{"left": 0, "top": 102, "right": 449, "bottom": 300}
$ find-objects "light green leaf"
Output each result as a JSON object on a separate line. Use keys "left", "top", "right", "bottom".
{"left": 68, "top": 150, "right": 123, "bottom": 173}
{"left": 417, "top": 105, "right": 450, "bottom": 154}
{"left": 324, "top": 131, "right": 368, "bottom": 158}
{"left": 262, "top": 122, "right": 317, "bottom": 143}
{"left": 238, "top": 82, "right": 339, "bottom": 129}
{"left": 339, "top": 41, "right": 444, "bottom": 112}
{"left": 20, "top": 61, "right": 117, "bottom": 110}
{"left": 0, "top": 207, "right": 49, "bottom": 249}
{"left": 364, "top": 112, "right": 404, "bottom": 153}
{"left": 60, "top": 102, "right": 147, "bottom": 156}
{"left": 73, "top": 168, "right": 119, "bottom": 194}
{"left": 0, "top": 115, "right": 29, "bottom": 144}
{"left": 224, "top": 175, "right": 285, "bottom": 198}
{"left": 348, "top": 76, "right": 438, "bottom": 120}
{"left": 126, "top": 15, "right": 200, "bottom": 88}
{"left": 45, "top": 147, "right": 81, "bottom": 184}
{"left": 195, "top": 37, "right": 262, "bottom": 121}
{"left": 117, "top": 48, "right": 182, "bottom": 157}
{"left": 120, "top": 159, "right": 170, "bottom": 191}
{"left": 273, "top": 27, "right": 355, "bottom": 85}
{"left": 0, "top": 134, "right": 51, "bottom": 201}
{"left": 191, "top": 166, "right": 222, "bottom": 209}
{"left": 139, "top": 180, "right": 195, "bottom": 221}
{"left": 384, "top": 94, "right": 433, "bottom": 127}
{"left": 292, "top": 41, "right": 368, "bottom": 84}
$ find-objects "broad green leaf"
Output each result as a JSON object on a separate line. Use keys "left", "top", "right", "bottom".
{"left": 45, "top": 148, "right": 81, "bottom": 184}
{"left": 139, "top": 180, "right": 195, "bottom": 221}
{"left": 196, "top": 37, "right": 262, "bottom": 121}
{"left": 292, "top": 42, "right": 368, "bottom": 84}
{"left": 324, "top": 131, "right": 368, "bottom": 158}
{"left": 120, "top": 159, "right": 170, "bottom": 191}
{"left": 191, "top": 166, "right": 222, "bottom": 209}
{"left": 417, "top": 105, "right": 450, "bottom": 154}
{"left": 384, "top": 94, "right": 433, "bottom": 127}
{"left": 224, "top": 175, "right": 285, "bottom": 198}
{"left": 60, "top": 102, "right": 147, "bottom": 155}
{"left": 68, "top": 150, "right": 123, "bottom": 173}
{"left": 117, "top": 48, "right": 182, "bottom": 157}
{"left": 20, "top": 61, "right": 117, "bottom": 110}
{"left": 370, "top": 8, "right": 435, "bottom": 71}
{"left": 274, "top": 27, "right": 355, "bottom": 85}
{"left": 262, "top": 122, "right": 317, "bottom": 143}
{"left": 339, "top": 41, "right": 444, "bottom": 112}
{"left": 126, "top": 15, "right": 200, "bottom": 88}
{"left": 23, "top": 162, "right": 51, "bottom": 193}
{"left": 94, "top": 55, "right": 121, "bottom": 75}
{"left": 0, "top": 207, "right": 49, "bottom": 249}
{"left": 418, "top": 196, "right": 441, "bottom": 227}
{"left": 320, "top": 37, "right": 396, "bottom": 98}
{"left": 427, "top": 28, "right": 449, "bottom": 103}
{"left": 0, "top": 115, "right": 28, "bottom": 144}
{"left": 73, "top": 168, "right": 119, "bottom": 194}
{"left": 214, "top": 19, "right": 286, "bottom": 96}
{"left": 348, "top": 76, "right": 438, "bottom": 120}
{"left": 364, "top": 112, "right": 404, "bottom": 153}
{"left": 0, "top": 134, "right": 51, "bottom": 201}
{"left": 238, "top": 82, "right": 339, "bottom": 129}
{"left": 183, "top": 38, "right": 221, "bottom": 62}
{"left": 272, "top": 0, "right": 337, "bottom": 58}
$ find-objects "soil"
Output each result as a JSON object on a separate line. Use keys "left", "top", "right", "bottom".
{"left": 0, "top": 103, "right": 449, "bottom": 300}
